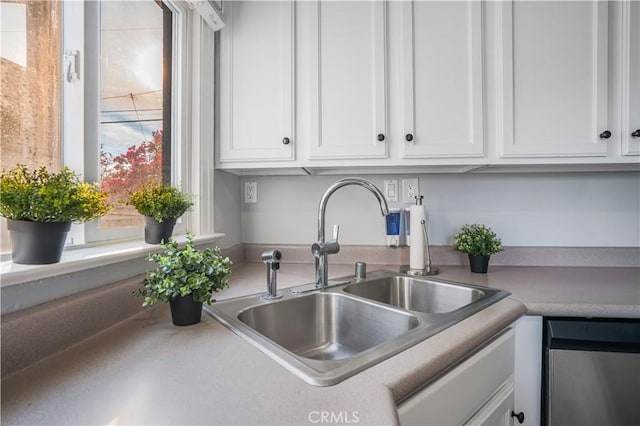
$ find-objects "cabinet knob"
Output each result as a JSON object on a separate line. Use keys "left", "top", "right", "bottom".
{"left": 377, "top": 134, "right": 385, "bottom": 142}
{"left": 282, "top": 137, "right": 290, "bottom": 145}
{"left": 632, "top": 129, "right": 640, "bottom": 138}
{"left": 405, "top": 133, "right": 414, "bottom": 142}
{"left": 599, "top": 130, "right": 612, "bottom": 139}
{"left": 511, "top": 411, "right": 525, "bottom": 424}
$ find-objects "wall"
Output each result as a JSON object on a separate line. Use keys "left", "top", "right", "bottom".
{"left": 239, "top": 172, "right": 640, "bottom": 248}
{"left": 214, "top": 170, "right": 242, "bottom": 248}
{"left": 1, "top": 276, "right": 147, "bottom": 377}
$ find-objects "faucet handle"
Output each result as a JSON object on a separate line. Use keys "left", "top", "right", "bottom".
{"left": 312, "top": 225, "right": 341, "bottom": 258}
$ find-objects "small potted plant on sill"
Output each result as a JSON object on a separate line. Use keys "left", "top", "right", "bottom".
{"left": 128, "top": 182, "right": 193, "bottom": 244}
{"left": 134, "top": 234, "right": 232, "bottom": 326}
{"left": 452, "top": 223, "right": 503, "bottom": 273}
{"left": 0, "top": 164, "right": 112, "bottom": 264}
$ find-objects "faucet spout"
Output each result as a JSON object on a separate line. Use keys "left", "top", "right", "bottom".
{"left": 314, "top": 178, "right": 390, "bottom": 288}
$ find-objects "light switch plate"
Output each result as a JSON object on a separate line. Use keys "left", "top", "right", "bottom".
{"left": 384, "top": 179, "right": 398, "bottom": 202}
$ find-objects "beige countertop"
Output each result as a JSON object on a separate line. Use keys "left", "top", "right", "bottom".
{"left": 2, "top": 264, "right": 639, "bottom": 425}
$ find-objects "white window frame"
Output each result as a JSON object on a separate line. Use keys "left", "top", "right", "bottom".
{"left": 61, "top": 0, "right": 196, "bottom": 245}
{"left": 1, "top": 0, "right": 219, "bottom": 292}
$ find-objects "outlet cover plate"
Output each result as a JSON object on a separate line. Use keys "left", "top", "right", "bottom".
{"left": 244, "top": 181, "right": 257, "bottom": 203}
{"left": 401, "top": 178, "right": 419, "bottom": 203}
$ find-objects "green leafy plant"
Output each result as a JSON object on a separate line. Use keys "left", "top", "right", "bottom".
{"left": 128, "top": 182, "right": 193, "bottom": 222}
{"left": 452, "top": 224, "right": 503, "bottom": 256}
{"left": 0, "top": 164, "right": 112, "bottom": 222}
{"left": 134, "top": 234, "right": 232, "bottom": 306}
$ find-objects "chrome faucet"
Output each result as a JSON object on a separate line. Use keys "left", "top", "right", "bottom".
{"left": 313, "top": 178, "right": 390, "bottom": 289}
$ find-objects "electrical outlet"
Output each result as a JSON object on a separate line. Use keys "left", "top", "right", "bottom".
{"left": 401, "top": 178, "right": 420, "bottom": 203}
{"left": 244, "top": 181, "right": 257, "bottom": 203}
{"left": 384, "top": 179, "right": 398, "bottom": 202}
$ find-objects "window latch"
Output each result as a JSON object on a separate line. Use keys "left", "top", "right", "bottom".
{"left": 64, "top": 49, "right": 79, "bottom": 82}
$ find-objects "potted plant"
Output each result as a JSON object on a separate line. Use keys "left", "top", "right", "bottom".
{"left": 452, "top": 224, "right": 503, "bottom": 273}
{"left": 128, "top": 182, "right": 193, "bottom": 244}
{"left": 0, "top": 165, "right": 112, "bottom": 264}
{"left": 134, "top": 234, "right": 232, "bottom": 326}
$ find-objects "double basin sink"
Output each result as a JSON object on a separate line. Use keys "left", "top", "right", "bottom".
{"left": 204, "top": 271, "right": 509, "bottom": 386}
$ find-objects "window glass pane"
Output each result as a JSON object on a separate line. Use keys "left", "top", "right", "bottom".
{"left": 99, "top": 0, "right": 166, "bottom": 229}
{"left": 0, "top": 0, "right": 62, "bottom": 251}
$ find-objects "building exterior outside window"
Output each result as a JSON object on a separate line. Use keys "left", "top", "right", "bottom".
{"left": 0, "top": 0, "right": 62, "bottom": 251}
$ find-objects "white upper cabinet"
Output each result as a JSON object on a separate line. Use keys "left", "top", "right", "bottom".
{"left": 216, "top": 0, "right": 639, "bottom": 173}
{"left": 622, "top": 0, "right": 640, "bottom": 156}
{"left": 401, "top": 1, "right": 485, "bottom": 158}
{"left": 218, "top": 1, "right": 294, "bottom": 162}
{"left": 497, "top": 1, "right": 610, "bottom": 158}
{"left": 305, "top": 0, "right": 388, "bottom": 159}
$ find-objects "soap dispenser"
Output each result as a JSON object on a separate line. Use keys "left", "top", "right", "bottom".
{"left": 385, "top": 208, "right": 405, "bottom": 247}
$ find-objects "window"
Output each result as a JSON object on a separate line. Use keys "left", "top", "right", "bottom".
{"left": 98, "top": 0, "right": 169, "bottom": 230}
{"left": 0, "top": 0, "right": 198, "bottom": 252}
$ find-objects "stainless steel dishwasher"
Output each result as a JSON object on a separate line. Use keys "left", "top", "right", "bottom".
{"left": 543, "top": 318, "right": 640, "bottom": 426}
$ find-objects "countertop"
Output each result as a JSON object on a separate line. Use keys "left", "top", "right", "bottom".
{"left": 2, "top": 264, "right": 639, "bottom": 425}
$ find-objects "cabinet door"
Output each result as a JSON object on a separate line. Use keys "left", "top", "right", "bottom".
{"left": 465, "top": 381, "right": 515, "bottom": 426}
{"left": 218, "top": 1, "right": 294, "bottom": 162}
{"left": 513, "top": 316, "right": 542, "bottom": 426}
{"left": 497, "top": 1, "right": 609, "bottom": 157}
{"left": 398, "top": 329, "right": 515, "bottom": 426}
{"left": 401, "top": 1, "right": 484, "bottom": 158}
{"left": 306, "top": 0, "right": 387, "bottom": 159}
{"left": 622, "top": 0, "right": 640, "bottom": 156}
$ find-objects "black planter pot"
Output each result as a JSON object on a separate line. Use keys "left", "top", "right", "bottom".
{"left": 143, "top": 216, "right": 177, "bottom": 244}
{"left": 169, "top": 294, "right": 203, "bottom": 326}
{"left": 6, "top": 219, "right": 72, "bottom": 264}
{"left": 468, "top": 254, "right": 491, "bottom": 273}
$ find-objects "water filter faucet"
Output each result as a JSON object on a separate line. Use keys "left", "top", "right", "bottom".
{"left": 313, "top": 177, "right": 389, "bottom": 289}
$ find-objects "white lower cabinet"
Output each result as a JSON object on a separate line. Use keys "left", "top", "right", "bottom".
{"left": 397, "top": 317, "right": 542, "bottom": 426}
{"left": 466, "top": 381, "right": 515, "bottom": 426}
{"left": 397, "top": 328, "right": 516, "bottom": 426}
{"left": 513, "top": 316, "right": 542, "bottom": 426}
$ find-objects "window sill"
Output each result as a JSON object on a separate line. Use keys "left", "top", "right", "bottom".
{"left": 1, "top": 233, "right": 225, "bottom": 315}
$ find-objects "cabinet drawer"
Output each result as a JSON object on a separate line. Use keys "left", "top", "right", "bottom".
{"left": 398, "top": 328, "right": 515, "bottom": 426}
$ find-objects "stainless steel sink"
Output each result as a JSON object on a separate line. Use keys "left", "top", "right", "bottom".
{"left": 205, "top": 270, "right": 509, "bottom": 386}
{"left": 344, "top": 276, "right": 487, "bottom": 314}
{"left": 238, "top": 292, "right": 420, "bottom": 361}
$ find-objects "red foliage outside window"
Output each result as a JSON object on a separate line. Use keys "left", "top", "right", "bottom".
{"left": 100, "top": 130, "right": 163, "bottom": 203}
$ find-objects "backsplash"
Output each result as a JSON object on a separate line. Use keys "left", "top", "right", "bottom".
{"left": 244, "top": 244, "right": 640, "bottom": 268}
{"left": 235, "top": 172, "right": 640, "bottom": 248}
